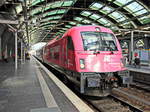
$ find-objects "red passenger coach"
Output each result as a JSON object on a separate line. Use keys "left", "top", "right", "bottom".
{"left": 41, "top": 25, "right": 132, "bottom": 96}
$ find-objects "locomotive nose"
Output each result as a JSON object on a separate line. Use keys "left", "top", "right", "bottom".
{"left": 78, "top": 52, "right": 126, "bottom": 73}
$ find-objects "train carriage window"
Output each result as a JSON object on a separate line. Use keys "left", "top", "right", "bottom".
{"left": 67, "top": 36, "right": 74, "bottom": 50}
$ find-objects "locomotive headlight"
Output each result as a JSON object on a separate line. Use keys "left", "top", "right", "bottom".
{"left": 80, "top": 59, "right": 85, "bottom": 69}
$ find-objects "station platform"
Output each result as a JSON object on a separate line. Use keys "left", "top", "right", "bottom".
{"left": 126, "top": 65, "right": 150, "bottom": 74}
{"left": 0, "top": 58, "right": 93, "bottom": 112}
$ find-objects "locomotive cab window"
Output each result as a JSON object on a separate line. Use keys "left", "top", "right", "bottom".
{"left": 81, "top": 32, "right": 118, "bottom": 51}
{"left": 67, "top": 36, "right": 74, "bottom": 50}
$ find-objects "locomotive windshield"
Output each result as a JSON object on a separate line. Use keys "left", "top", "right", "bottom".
{"left": 81, "top": 32, "right": 118, "bottom": 51}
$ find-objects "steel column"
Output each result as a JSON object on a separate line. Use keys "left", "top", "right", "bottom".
{"left": 24, "top": 47, "right": 25, "bottom": 64}
{"left": 21, "top": 39, "right": 23, "bottom": 64}
{"left": 15, "top": 32, "right": 18, "bottom": 70}
{"left": 131, "top": 31, "right": 134, "bottom": 64}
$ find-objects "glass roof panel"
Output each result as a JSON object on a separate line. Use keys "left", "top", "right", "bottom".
{"left": 44, "top": 4, "right": 52, "bottom": 11}
{"left": 74, "top": 17, "right": 83, "bottom": 21}
{"left": 97, "top": 18, "right": 111, "bottom": 25}
{"left": 81, "top": 11, "right": 92, "bottom": 17}
{"left": 31, "top": 0, "right": 45, "bottom": 6}
{"left": 57, "top": 9, "right": 67, "bottom": 14}
{"left": 139, "top": 15, "right": 150, "bottom": 24}
{"left": 125, "top": 2, "right": 144, "bottom": 13}
{"left": 42, "top": 17, "right": 54, "bottom": 22}
{"left": 133, "top": 9, "right": 148, "bottom": 16}
{"left": 109, "top": 11, "right": 126, "bottom": 22}
{"left": 82, "top": 19, "right": 91, "bottom": 24}
{"left": 113, "top": 0, "right": 132, "bottom": 6}
{"left": 43, "top": 10, "right": 57, "bottom": 17}
{"left": 42, "top": 16, "right": 62, "bottom": 22}
{"left": 62, "top": 28, "right": 68, "bottom": 30}
{"left": 59, "top": 30, "right": 65, "bottom": 33}
{"left": 65, "top": 25, "right": 72, "bottom": 28}
{"left": 53, "top": 16, "right": 62, "bottom": 19}
{"left": 63, "top": 1, "right": 74, "bottom": 6}
{"left": 120, "top": 22, "right": 132, "bottom": 28}
{"left": 90, "top": 2, "right": 103, "bottom": 10}
{"left": 90, "top": 14, "right": 101, "bottom": 20}
{"left": 100, "top": 6, "right": 113, "bottom": 14}
{"left": 51, "top": 1, "right": 63, "bottom": 8}
{"left": 69, "top": 22, "right": 76, "bottom": 25}
{"left": 77, "top": 24, "right": 83, "bottom": 26}
{"left": 44, "top": 1, "right": 63, "bottom": 11}
{"left": 44, "top": 1, "right": 75, "bottom": 11}
{"left": 31, "top": 7, "right": 42, "bottom": 15}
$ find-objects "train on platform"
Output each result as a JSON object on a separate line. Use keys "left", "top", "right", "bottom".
{"left": 36, "top": 25, "right": 132, "bottom": 96}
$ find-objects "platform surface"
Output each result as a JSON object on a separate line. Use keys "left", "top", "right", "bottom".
{"left": 0, "top": 59, "right": 79, "bottom": 112}
{"left": 126, "top": 65, "right": 150, "bottom": 74}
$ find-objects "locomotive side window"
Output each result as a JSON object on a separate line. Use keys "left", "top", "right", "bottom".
{"left": 81, "top": 32, "right": 118, "bottom": 51}
{"left": 67, "top": 36, "right": 74, "bottom": 50}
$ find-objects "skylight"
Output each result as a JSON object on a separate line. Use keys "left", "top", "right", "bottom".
{"left": 113, "top": 0, "right": 133, "bottom": 6}
{"left": 139, "top": 15, "right": 150, "bottom": 24}
{"left": 124, "top": 1, "right": 150, "bottom": 24}
{"left": 77, "top": 24, "right": 83, "bottom": 26}
{"left": 44, "top": 0, "right": 74, "bottom": 11}
{"left": 43, "top": 10, "right": 57, "bottom": 17}
{"left": 31, "top": 7, "right": 42, "bottom": 15}
{"left": 134, "top": 9, "right": 147, "bottom": 16}
{"left": 82, "top": 19, "right": 91, "bottom": 24}
{"left": 100, "top": 6, "right": 113, "bottom": 14}
{"left": 90, "top": 14, "right": 101, "bottom": 20}
{"left": 125, "top": 2, "right": 144, "bottom": 13}
{"left": 109, "top": 11, "right": 126, "bottom": 22}
{"left": 74, "top": 17, "right": 83, "bottom": 21}
{"left": 81, "top": 11, "right": 92, "bottom": 17}
{"left": 31, "top": 0, "right": 45, "bottom": 7}
{"left": 120, "top": 21, "right": 133, "bottom": 28}
{"left": 90, "top": 2, "right": 103, "bottom": 10}
{"left": 63, "top": 1, "right": 74, "bottom": 6}
{"left": 42, "top": 16, "right": 62, "bottom": 22}
{"left": 65, "top": 25, "right": 72, "bottom": 28}
{"left": 97, "top": 18, "right": 111, "bottom": 25}
{"left": 69, "top": 22, "right": 76, "bottom": 25}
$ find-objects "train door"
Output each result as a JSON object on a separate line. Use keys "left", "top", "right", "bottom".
{"left": 66, "top": 36, "right": 75, "bottom": 70}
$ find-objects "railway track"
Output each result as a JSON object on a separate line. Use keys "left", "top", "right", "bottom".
{"left": 111, "top": 88, "right": 150, "bottom": 112}
{"left": 86, "top": 96, "right": 132, "bottom": 112}
{"left": 131, "top": 82, "right": 150, "bottom": 92}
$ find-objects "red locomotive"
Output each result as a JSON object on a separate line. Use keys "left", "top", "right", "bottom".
{"left": 36, "top": 25, "right": 132, "bottom": 96}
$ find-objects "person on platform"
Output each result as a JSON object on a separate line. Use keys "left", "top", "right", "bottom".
{"left": 134, "top": 53, "right": 140, "bottom": 68}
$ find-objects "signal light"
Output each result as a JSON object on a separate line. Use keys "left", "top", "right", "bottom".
{"left": 80, "top": 59, "right": 85, "bottom": 69}
{"left": 95, "top": 27, "right": 101, "bottom": 32}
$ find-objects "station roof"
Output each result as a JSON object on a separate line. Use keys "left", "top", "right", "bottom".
{"left": 0, "top": 0, "right": 150, "bottom": 44}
